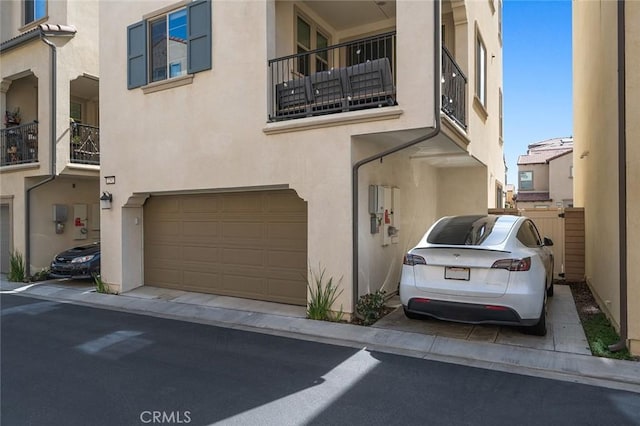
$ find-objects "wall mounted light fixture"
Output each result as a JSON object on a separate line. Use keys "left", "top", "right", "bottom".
{"left": 100, "top": 191, "right": 113, "bottom": 209}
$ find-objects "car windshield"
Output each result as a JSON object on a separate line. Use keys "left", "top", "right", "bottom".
{"left": 426, "top": 215, "right": 511, "bottom": 246}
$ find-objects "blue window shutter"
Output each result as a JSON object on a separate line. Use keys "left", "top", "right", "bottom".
{"left": 127, "top": 21, "right": 147, "bottom": 89}
{"left": 187, "top": 0, "right": 212, "bottom": 74}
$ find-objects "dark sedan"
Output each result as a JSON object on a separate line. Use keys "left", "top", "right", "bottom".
{"left": 49, "top": 242, "right": 100, "bottom": 279}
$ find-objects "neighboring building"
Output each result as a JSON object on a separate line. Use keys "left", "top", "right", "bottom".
{"left": 516, "top": 137, "right": 573, "bottom": 209}
{"left": 574, "top": 1, "right": 639, "bottom": 355}
{"left": 0, "top": 0, "right": 100, "bottom": 274}
{"left": 99, "top": 0, "right": 504, "bottom": 318}
{"left": 505, "top": 184, "right": 515, "bottom": 208}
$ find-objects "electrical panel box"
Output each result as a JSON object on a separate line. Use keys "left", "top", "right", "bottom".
{"left": 368, "top": 185, "right": 385, "bottom": 215}
{"left": 73, "top": 204, "right": 88, "bottom": 240}
{"left": 53, "top": 204, "right": 68, "bottom": 222}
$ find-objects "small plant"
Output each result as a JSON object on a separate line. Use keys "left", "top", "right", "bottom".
{"left": 8, "top": 251, "right": 26, "bottom": 282}
{"left": 356, "top": 290, "right": 387, "bottom": 325}
{"left": 30, "top": 268, "right": 50, "bottom": 282}
{"left": 306, "top": 265, "right": 343, "bottom": 322}
{"left": 93, "top": 273, "right": 115, "bottom": 294}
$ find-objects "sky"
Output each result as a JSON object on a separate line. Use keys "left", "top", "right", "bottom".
{"left": 502, "top": 0, "right": 573, "bottom": 188}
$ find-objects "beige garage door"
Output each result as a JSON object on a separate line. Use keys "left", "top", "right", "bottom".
{"left": 144, "top": 190, "right": 308, "bottom": 305}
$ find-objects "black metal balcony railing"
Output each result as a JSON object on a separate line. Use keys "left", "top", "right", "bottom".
{"left": 1, "top": 122, "right": 38, "bottom": 167}
{"left": 268, "top": 32, "right": 397, "bottom": 121}
{"left": 70, "top": 123, "right": 100, "bottom": 165}
{"left": 441, "top": 46, "right": 467, "bottom": 129}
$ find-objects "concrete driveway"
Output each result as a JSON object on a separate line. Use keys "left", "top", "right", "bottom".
{"left": 374, "top": 285, "right": 592, "bottom": 355}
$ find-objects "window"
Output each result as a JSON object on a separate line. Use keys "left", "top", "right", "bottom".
{"left": 519, "top": 171, "right": 533, "bottom": 190}
{"left": 296, "top": 14, "right": 330, "bottom": 75}
{"left": 496, "top": 183, "right": 503, "bottom": 208}
{"left": 475, "top": 31, "right": 487, "bottom": 107}
{"left": 516, "top": 220, "right": 542, "bottom": 248}
{"left": 127, "top": 0, "right": 211, "bottom": 89}
{"left": 24, "top": 0, "right": 46, "bottom": 25}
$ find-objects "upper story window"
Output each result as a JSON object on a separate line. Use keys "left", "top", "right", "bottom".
{"left": 296, "top": 14, "right": 330, "bottom": 75}
{"left": 24, "top": 0, "right": 46, "bottom": 25}
{"left": 127, "top": 0, "right": 211, "bottom": 89}
{"left": 150, "top": 9, "right": 187, "bottom": 82}
{"left": 475, "top": 30, "right": 487, "bottom": 107}
{"left": 498, "top": 0, "right": 503, "bottom": 44}
{"left": 519, "top": 170, "right": 533, "bottom": 190}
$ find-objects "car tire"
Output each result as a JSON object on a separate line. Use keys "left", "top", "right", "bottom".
{"left": 546, "top": 280, "right": 554, "bottom": 297}
{"left": 403, "top": 307, "right": 423, "bottom": 320}
{"left": 523, "top": 301, "right": 547, "bottom": 336}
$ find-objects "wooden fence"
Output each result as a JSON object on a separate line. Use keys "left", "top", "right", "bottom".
{"left": 489, "top": 207, "right": 585, "bottom": 281}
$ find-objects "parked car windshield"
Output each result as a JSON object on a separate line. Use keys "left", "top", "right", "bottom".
{"left": 426, "top": 215, "right": 511, "bottom": 246}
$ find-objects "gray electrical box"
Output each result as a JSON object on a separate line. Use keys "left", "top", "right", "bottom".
{"left": 53, "top": 204, "right": 68, "bottom": 222}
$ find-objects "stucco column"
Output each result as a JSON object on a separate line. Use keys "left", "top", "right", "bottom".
{"left": 1, "top": 79, "right": 12, "bottom": 129}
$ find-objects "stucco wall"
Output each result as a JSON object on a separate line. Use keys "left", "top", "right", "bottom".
{"left": 518, "top": 163, "right": 549, "bottom": 192}
{"left": 573, "top": 0, "right": 622, "bottom": 335}
{"left": 1, "top": 0, "right": 100, "bottom": 273}
{"left": 549, "top": 152, "right": 573, "bottom": 204}
{"left": 625, "top": 1, "right": 640, "bottom": 355}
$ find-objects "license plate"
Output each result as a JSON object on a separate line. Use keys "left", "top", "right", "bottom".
{"left": 445, "top": 267, "right": 470, "bottom": 281}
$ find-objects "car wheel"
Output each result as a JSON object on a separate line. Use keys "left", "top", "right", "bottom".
{"left": 403, "top": 307, "right": 423, "bottom": 320}
{"left": 523, "top": 301, "right": 547, "bottom": 336}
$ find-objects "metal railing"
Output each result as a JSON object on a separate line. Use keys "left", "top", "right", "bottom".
{"left": 1, "top": 122, "right": 38, "bottom": 166}
{"left": 441, "top": 46, "right": 467, "bottom": 129}
{"left": 70, "top": 123, "right": 100, "bottom": 165}
{"left": 268, "top": 32, "right": 397, "bottom": 121}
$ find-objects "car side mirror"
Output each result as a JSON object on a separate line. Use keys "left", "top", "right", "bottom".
{"left": 543, "top": 237, "right": 554, "bottom": 247}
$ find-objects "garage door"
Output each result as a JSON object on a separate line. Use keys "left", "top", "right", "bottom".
{"left": 144, "top": 190, "right": 308, "bottom": 305}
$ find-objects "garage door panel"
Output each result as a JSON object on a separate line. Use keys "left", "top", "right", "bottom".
{"left": 223, "top": 194, "right": 263, "bottom": 212}
{"left": 268, "top": 250, "right": 307, "bottom": 270}
{"left": 222, "top": 248, "right": 264, "bottom": 266}
{"left": 145, "top": 190, "right": 307, "bottom": 305}
{"left": 223, "top": 222, "right": 264, "bottom": 240}
{"left": 146, "top": 268, "right": 182, "bottom": 287}
{"left": 183, "top": 245, "right": 221, "bottom": 263}
{"left": 268, "top": 279, "right": 307, "bottom": 300}
{"left": 182, "top": 196, "right": 221, "bottom": 212}
{"left": 147, "top": 243, "right": 182, "bottom": 261}
{"left": 183, "top": 221, "right": 220, "bottom": 239}
{"left": 146, "top": 220, "right": 181, "bottom": 238}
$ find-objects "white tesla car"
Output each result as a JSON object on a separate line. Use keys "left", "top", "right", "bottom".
{"left": 399, "top": 215, "right": 554, "bottom": 336}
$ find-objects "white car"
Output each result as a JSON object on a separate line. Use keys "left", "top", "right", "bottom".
{"left": 399, "top": 215, "right": 554, "bottom": 336}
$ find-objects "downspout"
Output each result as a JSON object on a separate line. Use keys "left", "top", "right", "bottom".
{"left": 351, "top": 0, "right": 442, "bottom": 314}
{"left": 24, "top": 33, "right": 57, "bottom": 275}
{"left": 609, "top": 0, "right": 628, "bottom": 352}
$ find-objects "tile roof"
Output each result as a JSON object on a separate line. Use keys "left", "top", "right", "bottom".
{"left": 518, "top": 148, "right": 572, "bottom": 165}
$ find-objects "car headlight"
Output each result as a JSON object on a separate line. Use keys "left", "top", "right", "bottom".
{"left": 71, "top": 255, "right": 96, "bottom": 263}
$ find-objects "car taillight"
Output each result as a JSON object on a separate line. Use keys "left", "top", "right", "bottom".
{"left": 403, "top": 253, "right": 427, "bottom": 266}
{"left": 491, "top": 257, "right": 531, "bottom": 271}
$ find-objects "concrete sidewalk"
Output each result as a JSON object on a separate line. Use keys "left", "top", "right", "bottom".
{"left": 2, "top": 276, "right": 639, "bottom": 393}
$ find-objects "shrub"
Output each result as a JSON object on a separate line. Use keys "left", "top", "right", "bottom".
{"left": 93, "top": 273, "right": 116, "bottom": 294}
{"left": 8, "top": 251, "right": 26, "bottom": 282}
{"left": 356, "top": 290, "right": 387, "bottom": 325}
{"left": 306, "top": 265, "right": 343, "bottom": 322}
{"left": 30, "top": 268, "right": 50, "bottom": 282}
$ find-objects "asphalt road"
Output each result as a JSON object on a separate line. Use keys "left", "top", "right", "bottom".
{"left": 2, "top": 294, "right": 640, "bottom": 426}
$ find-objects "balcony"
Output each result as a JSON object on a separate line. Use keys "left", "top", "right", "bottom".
{"left": 441, "top": 46, "right": 467, "bottom": 129}
{"left": 268, "top": 32, "right": 397, "bottom": 122}
{"left": 70, "top": 123, "right": 100, "bottom": 165}
{"left": 1, "top": 122, "right": 38, "bottom": 167}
